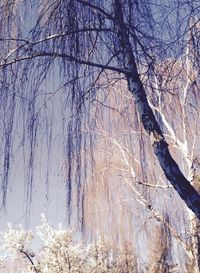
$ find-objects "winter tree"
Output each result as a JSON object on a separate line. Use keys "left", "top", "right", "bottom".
{"left": 0, "top": 0, "right": 199, "bottom": 216}
{"left": 0, "top": 0, "right": 200, "bottom": 272}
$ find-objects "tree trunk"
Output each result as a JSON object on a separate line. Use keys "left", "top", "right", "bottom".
{"left": 114, "top": 0, "right": 200, "bottom": 219}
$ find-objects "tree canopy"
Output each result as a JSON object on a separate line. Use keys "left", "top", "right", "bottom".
{"left": 0, "top": 0, "right": 199, "bottom": 216}
{"left": 0, "top": 0, "right": 200, "bottom": 271}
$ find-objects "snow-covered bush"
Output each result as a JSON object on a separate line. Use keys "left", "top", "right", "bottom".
{"left": 0, "top": 215, "right": 138, "bottom": 273}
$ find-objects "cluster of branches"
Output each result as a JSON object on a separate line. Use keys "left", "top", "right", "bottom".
{"left": 0, "top": 1, "right": 199, "bottom": 220}
{"left": 0, "top": 1, "right": 199, "bottom": 271}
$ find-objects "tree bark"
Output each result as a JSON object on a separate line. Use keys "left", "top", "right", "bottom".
{"left": 114, "top": 0, "right": 200, "bottom": 219}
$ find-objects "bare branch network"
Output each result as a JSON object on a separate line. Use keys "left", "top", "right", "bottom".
{"left": 0, "top": 0, "right": 200, "bottom": 271}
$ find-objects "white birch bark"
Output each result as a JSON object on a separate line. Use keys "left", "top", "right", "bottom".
{"left": 114, "top": 0, "right": 200, "bottom": 219}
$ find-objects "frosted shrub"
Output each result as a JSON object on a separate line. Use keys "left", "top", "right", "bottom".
{"left": 0, "top": 215, "right": 138, "bottom": 273}
{"left": 1, "top": 223, "right": 33, "bottom": 254}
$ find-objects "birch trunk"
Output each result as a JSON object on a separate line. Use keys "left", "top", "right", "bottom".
{"left": 114, "top": 0, "right": 200, "bottom": 219}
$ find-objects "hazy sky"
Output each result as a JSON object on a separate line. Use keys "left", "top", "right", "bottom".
{"left": 0, "top": 73, "right": 70, "bottom": 233}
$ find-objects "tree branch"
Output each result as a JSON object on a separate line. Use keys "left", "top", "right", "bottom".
{"left": 20, "top": 250, "right": 38, "bottom": 273}
{"left": 0, "top": 51, "right": 126, "bottom": 74}
{"left": 0, "top": 28, "right": 113, "bottom": 45}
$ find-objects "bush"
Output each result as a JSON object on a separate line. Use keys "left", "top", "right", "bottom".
{"left": 0, "top": 215, "right": 138, "bottom": 273}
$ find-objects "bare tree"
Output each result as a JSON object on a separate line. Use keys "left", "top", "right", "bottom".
{"left": 0, "top": 1, "right": 199, "bottom": 217}
{"left": 0, "top": 1, "right": 200, "bottom": 272}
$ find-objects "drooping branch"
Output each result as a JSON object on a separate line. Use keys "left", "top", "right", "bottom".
{"left": 114, "top": 0, "right": 200, "bottom": 219}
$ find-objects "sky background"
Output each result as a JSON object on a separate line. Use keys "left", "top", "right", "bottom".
{"left": 0, "top": 73, "right": 70, "bottom": 234}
